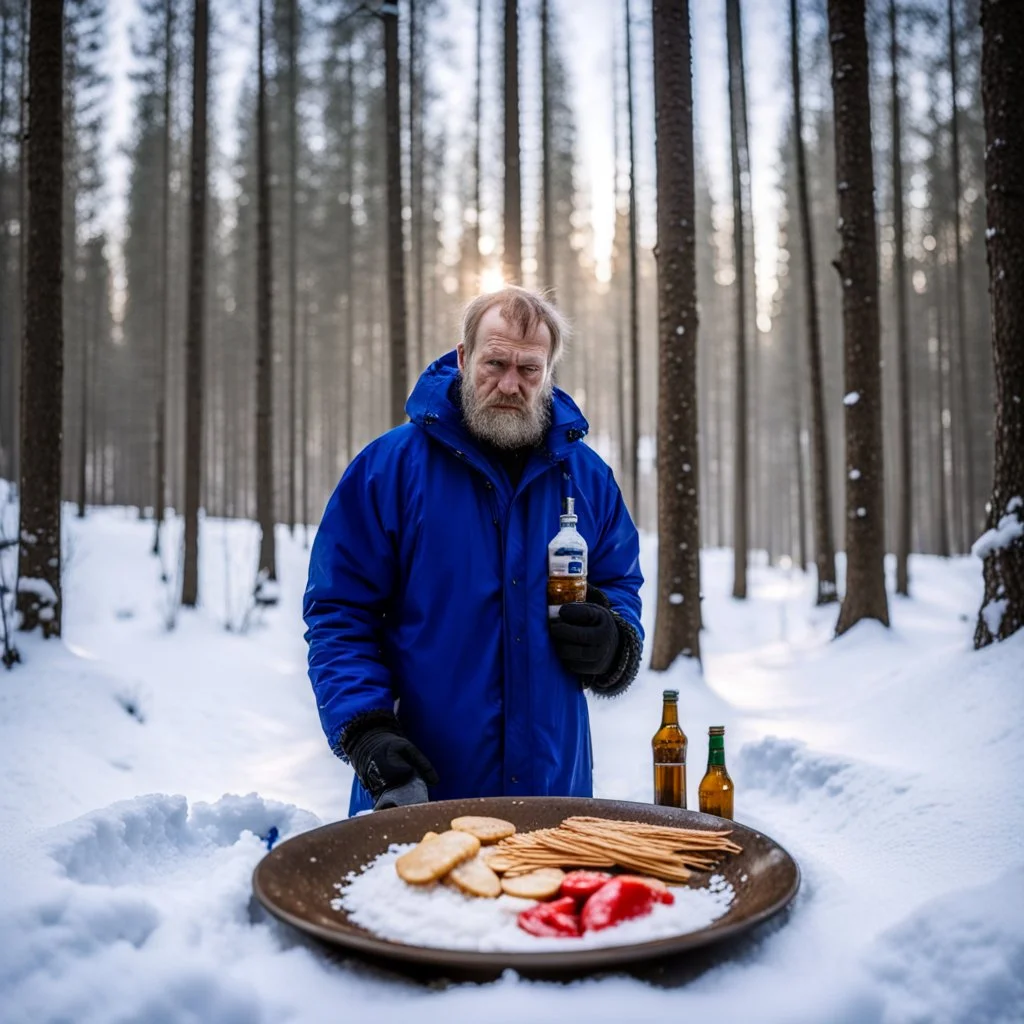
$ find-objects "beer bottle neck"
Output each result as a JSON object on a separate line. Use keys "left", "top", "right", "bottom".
{"left": 707, "top": 734, "right": 726, "bottom": 767}
{"left": 661, "top": 701, "right": 679, "bottom": 726}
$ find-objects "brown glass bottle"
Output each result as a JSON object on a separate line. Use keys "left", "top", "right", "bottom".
{"left": 698, "top": 726, "right": 734, "bottom": 819}
{"left": 652, "top": 690, "right": 687, "bottom": 808}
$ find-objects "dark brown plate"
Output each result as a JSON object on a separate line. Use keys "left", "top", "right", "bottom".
{"left": 252, "top": 796, "right": 799, "bottom": 973}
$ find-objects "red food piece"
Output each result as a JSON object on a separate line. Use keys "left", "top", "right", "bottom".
{"left": 517, "top": 896, "right": 582, "bottom": 938}
{"left": 560, "top": 870, "right": 614, "bottom": 903}
{"left": 615, "top": 875, "right": 675, "bottom": 905}
{"left": 580, "top": 877, "right": 658, "bottom": 932}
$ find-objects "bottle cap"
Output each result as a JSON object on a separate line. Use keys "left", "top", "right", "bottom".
{"left": 709, "top": 725, "right": 725, "bottom": 736}
{"left": 663, "top": 689, "right": 679, "bottom": 700}
{"left": 563, "top": 496, "right": 576, "bottom": 516}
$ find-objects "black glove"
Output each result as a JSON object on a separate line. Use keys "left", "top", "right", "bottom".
{"left": 345, "top": 725, "right": 439, "bottom": 807}
{"left": 550, "top": 601, "right": 621, "bottom": 676}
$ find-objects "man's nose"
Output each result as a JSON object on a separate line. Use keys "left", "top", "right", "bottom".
{"left": 497, "top": 367, "right": 520, "bottom": 393}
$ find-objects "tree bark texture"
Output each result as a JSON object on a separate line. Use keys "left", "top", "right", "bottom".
{"left": 650, "top": 0, "right": 701, "bottom": 669}
{"left": 383, "top": 6, "right": 408, "bottom": 428}
{"left": 829, "top": 0, "right": 890, "bottom": 634}
{"left": 890, "top": 0, "right": 911, "bottom": 596}
{"left": 287, "top": 0, "right": 298, "bottom": 533}
{"left": 975, "top": 0, "right": 1024, "bottom": 647}
{"left": 153, "top": 0, "right": 173, "bottom": 556}
{"left": 256, "top": 0, "right": 277, "bottom": 582}
{"left": 181, "top": 0, "right": 208, "bottom": 609}
{"left": 503, "top": 0, "right": 521, "bottom": 283}
{"left": 948, "top": 0, "right": 975, "bottom": 548}
{"left": 16, "top": 0, "right": 64, "bottom": 637}
{"left": 625, "top": 0, "right": 640, "bottom": 522}
{"left": 790, "top": 0, "right": 837, "bottom": 603}
{"left": 540, "top": 0, "right": 553, "bottom": 295}
{"left": 726, "top": 0, "right": 748, "bottom": 600}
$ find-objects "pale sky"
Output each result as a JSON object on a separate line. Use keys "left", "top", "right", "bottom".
{"left": 102, "top": 0, "right": 789, "bottom": 321}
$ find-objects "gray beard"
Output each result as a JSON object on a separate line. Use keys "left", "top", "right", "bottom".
{"left": 461, "top": 376, "right": 553, "bottom": 449}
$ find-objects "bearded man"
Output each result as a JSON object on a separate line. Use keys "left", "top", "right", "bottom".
{"left": 304, "top": 286, "right": 644, "bottom": 815}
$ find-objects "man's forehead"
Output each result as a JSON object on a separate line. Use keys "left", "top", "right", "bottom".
{"left": 476, "top": 305, "right": 552, "bottom": 352}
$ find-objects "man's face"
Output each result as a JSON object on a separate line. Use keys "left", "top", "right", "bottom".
{"left": 457, "top": 305, "right": 554, "bottom": 449}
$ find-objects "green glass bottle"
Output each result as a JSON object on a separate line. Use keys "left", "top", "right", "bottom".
{"left": 698, "top": 726, "right": 734, "bottom": 819}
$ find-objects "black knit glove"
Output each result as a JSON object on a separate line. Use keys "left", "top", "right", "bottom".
{"left": 550, "top": 601, "right": 620, "bottom": 676}
{"left": 344, "top": 724, "right": 439, "bottom": 808}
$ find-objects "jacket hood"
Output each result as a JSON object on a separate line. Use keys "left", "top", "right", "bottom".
{"left": 405, "top": 349, "right": 589, "bottom": 460}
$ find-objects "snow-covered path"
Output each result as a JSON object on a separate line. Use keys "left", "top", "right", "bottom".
{"left": 1, "top": 507, "right": 1021, "bottom": 1023}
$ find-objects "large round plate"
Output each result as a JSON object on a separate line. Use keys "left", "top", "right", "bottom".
{"left": 252, "top": 796, "right": 799, "bottom": 973}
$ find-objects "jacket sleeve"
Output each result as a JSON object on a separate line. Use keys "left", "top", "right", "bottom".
{"left": 303, "top": 449, "right": 400, "bottom": 758}
{"left": 585, "top": 466, "right": 645, "bottom": 696}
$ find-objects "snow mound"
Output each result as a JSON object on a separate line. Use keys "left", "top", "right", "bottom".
{"left": 857, "top": 863, "right": 1024, "bottom": 1024}
{"left": 47, "top": 793, "right": 319, "bottom": 886}
{"left": 737, "top": 736, "right": 851, "bottom": 800}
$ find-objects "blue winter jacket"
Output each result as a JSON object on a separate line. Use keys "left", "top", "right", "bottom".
{"left": 304, "top": 350, "right": 644, "bottom": 816}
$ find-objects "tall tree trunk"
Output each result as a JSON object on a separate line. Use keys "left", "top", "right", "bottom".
{"left": 472, "top": 0, "right": 482, "bottom": 293}
{"left": 256, "top": 0, "right": 276, "bottom": 582}
{"left": 153, "top": 0, "right": 173, "bottom": 556}
{"left": 625, "top": 0, "right": 640, "bottom": 522}
{"left": 540, "top": 0, "right": 553, "bottom": 295}
{"left": 343, "top": 43, "right": 354, "bottom": 466}
{"left": 180, "top": 0, "right": 208, "bottom": 610}
{"left": 16, "top": 0, "right": 64, "bottom": 638}
{"left": 790, "top": 0, "right": 836, "bottom": 602}
{"left": 829, "top": 0, "right": 890, "bottom": 635}
{"left": 650, "top": 0, "right": 701, "bottom": 669}
{"left": 502, "top": 0, "right": 521, "bottom": 283}
{"left": 726, "top": 0, "right": 748, "bottom": 600}
{"left": 891, "top": 0, "right": 911, "bottom": 596}
{"left": 76, "top": 288, "right": 89, "bottom": 517}
{"left": 287, "top": 0, "right": 298, "bottom": 535}
{"left": 0, "top": 4, "right": 11, "bottom": 482}
{"left": 974, "top": 0, "right": 1024, "bottom": 647}
{"left": 947, "top": 0, "right": 974, "bottom": 548}
{"left": 409, "top": 0, "right": 424, "bottom": 372}
{"left": 382, "top": 4, "right": 408, "bottom": 427}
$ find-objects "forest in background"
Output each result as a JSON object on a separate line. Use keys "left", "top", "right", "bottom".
{"left": 1, "top": 0, "right": 1021, "bottom": 662}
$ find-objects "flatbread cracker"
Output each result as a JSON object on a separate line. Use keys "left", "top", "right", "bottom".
{"left": 396, "top": 830, "right": 480, "bottom": 885}
{"left": 447, "top": 854, "right": 502, "bottom": 898}
{"left": 499, "top": 867, "right": 565, "bottom": 899}
{"left": 450, "top": 815, "right": 517, "bottom": 844}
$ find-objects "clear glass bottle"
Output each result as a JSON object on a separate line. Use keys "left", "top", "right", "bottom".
{"left": 698, "top": 726, "right": 734, "bottom": 819}
{"left": 547, "top": 497, "right": 588, "bottom": 619}
{"left": 652, "top": 689, "right": 687, "bottom": 808}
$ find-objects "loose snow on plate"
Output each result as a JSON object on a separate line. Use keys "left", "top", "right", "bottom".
{"left": 333, "top": 844, "right": 733, "bottom": 952}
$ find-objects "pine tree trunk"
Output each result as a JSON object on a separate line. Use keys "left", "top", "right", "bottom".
{"left": 0, "top": 4, "right": 11, "bottom": 482}
{"left": 974, "top": 0, "right": 1024, "bottom": 647}
{"left": 409, "top": 0, "right": 425, "bottom": 373}
{"left": 383, "top": 5, "right": 408, "bottom": 427}
{"left": 16, "top": 0, "right": 64, "bottom": 638}
{"left": 947, "top": 0, "right": 975, "bottom": 549}
{"left": 726, "top": 0, "right": 748, "bottom": 600}
{"left": 287, "top": 0, "right": 298, "bottom": 535}
{"left": 540, "top": 0, "right": 553, "bottom": 295}
{"left": 153, "top": 0, "right": 173, "bottom": 556}
{"left": 503, "top": 0, "right": 521, "bottom": 283}
{"left": 791, "top": 0, "right": 836, "bottom": 602}
{"left": 829, "top": 0, "right": 890, "bottom": 635}
{"left": 890, "top": 0, "right": 912, "bottom": 596}
{"left": 180, "top": 0, "right": 208, "bottom": 609}
{"left": 472, "top": 0, "right": 482, "bottom": 294}
{"left": 343, "top": 44, "right": 354, "bottom": 467}
{"left": 650, "top": 0, "right": 701, "bottom": 669}
{"left": 256, "top": 0, "right": 276, "bottom": 583}
{"left": 625, "top": 0, "right": 640, "bottom": 523}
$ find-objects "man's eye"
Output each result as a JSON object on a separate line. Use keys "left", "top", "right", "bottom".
{"left": 522, "top": 366, "right": 540, "bottom": 375}
{"left": 488, "top": 360, "right": 503, "bottom": 369}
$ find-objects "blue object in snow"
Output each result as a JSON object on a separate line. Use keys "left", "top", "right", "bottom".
{"left": 303, "top": 350, "right": 644, "bottom": 817}
{"left": 261, "top": 826, "right": 279, "bottom": 851}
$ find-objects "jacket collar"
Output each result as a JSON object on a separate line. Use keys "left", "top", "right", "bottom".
{"left": 406, "top": 349, "right": 589, "bottom": 461}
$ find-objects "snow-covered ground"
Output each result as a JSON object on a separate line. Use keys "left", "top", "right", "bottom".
{"left": 1, "top": 498, "right": 1022, "bottom": 1024}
